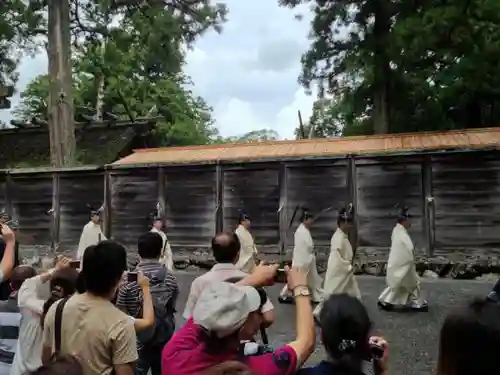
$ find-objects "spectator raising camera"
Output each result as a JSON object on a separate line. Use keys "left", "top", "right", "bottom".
{"left": 162, "top": 261, "right": 315, "bottom": 375}
{"left": 116, "top": 232, "right": 178, "bottom": 375}
{"left": 183, "top": 232, "right": 275, "bottom": 328}
{"left": 11, "top": 256, "right": 72, "bottom": 375}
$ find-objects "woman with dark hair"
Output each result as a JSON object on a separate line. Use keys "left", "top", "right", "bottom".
{"left": 298, "top": 294, "right": 388, "bottom": 375}
{"left": 41, "top": 267, "right": 79, "bottom": 327}
{"left": 437, "top": 299, "right": 500, "bottom": 375}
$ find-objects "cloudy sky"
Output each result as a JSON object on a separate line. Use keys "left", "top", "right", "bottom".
{"left": 0, "top": 0, "right": 315, "bottom": 139}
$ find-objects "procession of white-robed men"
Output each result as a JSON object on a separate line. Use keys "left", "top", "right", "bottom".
{"left": 77, "top": 204, "right": 174, "bottom": 271}
{"left": 76, "top": 202, "right": 428, "bottom": 312}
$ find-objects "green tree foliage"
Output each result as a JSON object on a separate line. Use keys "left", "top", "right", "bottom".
{"left": 294, "top": 98, "right": 343, "bottom": 139}
{"left": 14, "top": 70, "right": 218, "bottom": 146}
{"left": 219, "top": 129, "right": 280, "bottom": 143}
{"left": 280, "top": 0, "right": 500, "bottom": 136}
{"left": 11, "top": 0, "right": 228, "bottom": 146}
{"left": 0, "top": 1, "right": 45, "bottom": 86}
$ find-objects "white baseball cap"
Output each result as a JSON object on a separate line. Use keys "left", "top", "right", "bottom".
{"left": 193, "top": 281, "right": 261, "bottom": 338}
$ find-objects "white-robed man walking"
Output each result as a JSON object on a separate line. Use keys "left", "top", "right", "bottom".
{"left": 378, "top": 206, "right": 428, "bottom": 312}
{"left": 278, "top": 209, "right": 322, "bottom": 304}
{"left": 151, "top": 214, "right": 174, "bottom": 271}
{"left": 76, "top": 206, "right": 106, "bottom": 260}
{"left": 314, "top": 206, "right": 360, "bottom": 316}
{"left": 234, "top": 211, "right": 257, "bottom": 273}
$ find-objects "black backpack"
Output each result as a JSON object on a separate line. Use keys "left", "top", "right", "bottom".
{"left": 136, "top": 266, "right": 175, "bottom": 347}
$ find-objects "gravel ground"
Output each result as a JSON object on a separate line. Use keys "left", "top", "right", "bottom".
{"left": 173, "top": 272, "right": 493, "bottom": 375}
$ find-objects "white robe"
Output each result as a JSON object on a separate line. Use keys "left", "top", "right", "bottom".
{"left": 378, "top": 223, "right": 421, "bottom": 306}
{"left": 321, "top": 228, "right": 360, "bottom": 296}
{"left": 77, "top": 221, "right": 107, "bottom": 260}
{"left": 235, "top": 224, "right": 257, "bottom": 273}
{"left": 280, "top": 223, "right": 323, "bottom": 302}
{"left": 151, "top": 227, "right": 174, "bottom": 271}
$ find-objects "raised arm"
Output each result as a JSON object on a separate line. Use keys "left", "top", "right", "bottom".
{"left": 0, "top": 225, "right": 16, "bottom": 280}
{"left": 284, "top": 267, "right": 316, "bottom": 368}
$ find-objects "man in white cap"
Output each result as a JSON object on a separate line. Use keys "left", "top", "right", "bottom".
{"left": 163, "top": 265, "right": 316, "bottom": 375}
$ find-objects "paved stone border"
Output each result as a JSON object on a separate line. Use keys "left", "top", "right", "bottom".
{"left": 18, "top": 244, "right": 500, "bottom": 281}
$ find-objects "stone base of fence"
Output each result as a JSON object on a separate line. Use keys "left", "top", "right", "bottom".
{"left": 17, "top": 244, "right": 500, "bottom": 281}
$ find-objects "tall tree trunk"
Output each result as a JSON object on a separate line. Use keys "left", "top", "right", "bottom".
{"left": 95, "top": 38, "right": 106, "bottom": 121}
{"left": 47, "top": 0, "right": 75, "bottom": 167}
{"left": 372, "top": 0, "right": 391, "bottom": 134}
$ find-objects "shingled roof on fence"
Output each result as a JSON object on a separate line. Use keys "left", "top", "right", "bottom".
{"left": 0, "top": 120, "right": 155, "bottom": 168}
{"left": 111, "top": 127, "right": 500, "bottom": 167}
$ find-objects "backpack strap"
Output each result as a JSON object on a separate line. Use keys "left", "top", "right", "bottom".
{"left": 54, "top": 298, "right": 69, "bottom": 355}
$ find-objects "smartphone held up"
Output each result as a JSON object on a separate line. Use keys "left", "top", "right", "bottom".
{"left": 127, "top": 272, "right": 138, "bottom": 283}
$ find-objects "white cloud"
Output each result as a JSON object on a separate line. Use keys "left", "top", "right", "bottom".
{"left": 213, "top": 88, "right": 315, "bottom": 139}
{"left": 0, "top": 53, "right": 48, "bottom": 124}
{"left": 1, "top": 0, "right": 315, "bottom": 140}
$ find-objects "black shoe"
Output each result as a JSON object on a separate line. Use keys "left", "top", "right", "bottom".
{"left": 377, "top": 301, "right": 393, "bottom": 311}
{"left": 487, "top": 292, "right": 499, "bottom": 303}
{"left": 278, "top": 295, "right": 294, "bottom": 304}
{"left": 411, "top": 303, "right": 429, "bottom": 312}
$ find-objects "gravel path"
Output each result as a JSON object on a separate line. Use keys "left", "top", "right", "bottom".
{"left": 173, "top": 272, "right": 492, "bottom": 375}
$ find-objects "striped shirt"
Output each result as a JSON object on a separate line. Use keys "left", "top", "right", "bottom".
{"left": 0, "top": 297, "right": 21, "bottom": 368}
{"left": 116, "top": 260, "right": 179, "bottom": 319}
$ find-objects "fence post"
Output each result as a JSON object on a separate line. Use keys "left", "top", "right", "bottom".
{"left": 103, "top": 169, "right": 112, "bottom": 238}
{"left": 346, "top": 155, "right": 358, "bottom": 253}
{"left": 52, "top": 172, "right": 60, "bottom": 253}
{"left": 278, "top": 163, "right": 288, "bottom": 261}
{"left": 422, "top": 155, "right": 434, "bottom": 256}
{"left": 158, "top": 167, "right": 166, "bottom": 228}
{"left": 215, "top": 164, "right": 224, "bottom": 233}
{"left": 5, "top": 171, "right": 12, "bottom": 217}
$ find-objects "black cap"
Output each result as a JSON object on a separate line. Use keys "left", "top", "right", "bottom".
{"left": 338, "top": 204, "right": 354, "bottom": 222}
{"left": 300, "top": 207, "right": 313, "bottom": 222}
{"left": 397, "top": 205, "right": 410, "bottom": 221}
{"left": 150, "top": 202, "right": 163, "bottom": 222}
{"left": 88, "top": 204, "right": 103, "bottom": 217}
{"left": 238, "top": 209, "right": 251, "bottom": 222}
{"left": 152, "top": 214, "right": 163, "bottom": 221}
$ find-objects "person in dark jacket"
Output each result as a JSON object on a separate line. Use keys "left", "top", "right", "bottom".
{"left": 0, "top": 238, "right": 20, "bottom": 300}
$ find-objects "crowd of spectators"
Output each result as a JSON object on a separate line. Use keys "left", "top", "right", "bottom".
{"left": 0, "top": 222, "right": 497, "bottom": 375}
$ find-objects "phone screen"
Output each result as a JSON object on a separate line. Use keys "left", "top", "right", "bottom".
{"left": 127, "top": 272, "right": 138, "bottom": 282}
{"left": 70, "top": 260, "right": 81, "bottom": 269}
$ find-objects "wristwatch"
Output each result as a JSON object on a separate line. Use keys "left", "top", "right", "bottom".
{"left": 293, "top": 285, "right": 311, "bottom": 298}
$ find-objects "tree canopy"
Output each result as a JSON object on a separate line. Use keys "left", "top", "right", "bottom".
{"left": 281, "top": 0, "right": 500, "bottom": 137}
{"left": 0, "top": 0, "right": 282, "bottom": 152}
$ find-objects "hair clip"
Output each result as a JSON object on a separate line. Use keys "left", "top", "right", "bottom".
{"left": 338, "top": 339, "right": 356, "bottom": 352}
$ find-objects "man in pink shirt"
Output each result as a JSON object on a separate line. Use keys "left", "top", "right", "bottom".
{"left": 162, "top": 260, "right": 316, "bottom": 375}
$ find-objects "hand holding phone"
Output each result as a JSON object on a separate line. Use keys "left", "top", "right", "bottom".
{"left": 127, "top": 272, "right": 138, "bottom": 282}
{"left": 69, "top": 260, "right": 81, "bottom": 269}
{"left": 0, "top": 224, "right": 15, "bottom": 242}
